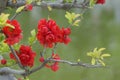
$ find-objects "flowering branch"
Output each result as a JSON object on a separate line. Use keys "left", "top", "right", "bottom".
{"left": 0, "top": 58, "right": 103, "bottom": 76}
{"left": 8, "top": 45, "right": 24, "bottom": 69}
{"left": 0, "top": 0, "right": 109, "bottom": 80}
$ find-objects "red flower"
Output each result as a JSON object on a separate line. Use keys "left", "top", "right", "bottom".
{"left": 96, "top": 0, "right": 105, "bottom": 4}
{"left": 39, "top": 53, "right": 60, "bottom": 72}
{"left": 61, "top": 27, "right": 71, "bottom": 44}
{"left": 36, "top": 19, "right": 71, "bottom": 48}
{"left": 2, "top": 20, "right": 22, "bottom": 45}
{"left": 25, "top": 4, "right": 33, "bottom": 11}
{"left": 1, "top": 59, "right": 7, "bottom": 65}
{"left": 51, "top": 64, "right": 59, "bottom": 72}
{"left": 10, "top": 45, "right": 36, "bottom": 67}
{"left": 39, "top": 56, "right": 45, "bottom": 62}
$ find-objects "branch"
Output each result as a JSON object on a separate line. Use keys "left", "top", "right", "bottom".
{"left": 27, "top": 58, "right": 103, "bottom": 76}
{"left": 49, "top": 59, "right": 103, "bottom": 68}
{"left": 28, "top": 59, "right": 49, "bottom": 75}
{"left": 0, "top": 58, "right": 104, "bottom": 76}
{"left": 7, "top": 0, "right": 89, "bottom": 10}
{"left": 0, "top": 67, "right": 24, "bottom": 75}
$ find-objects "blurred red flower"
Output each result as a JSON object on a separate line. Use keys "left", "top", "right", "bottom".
{"left": 2, "top": 20, "right": 22, "bottom": 45}
{"left": 25, "top": 4, "right": 33, "bottom": 11}
{"left": 1, "top": 59, "right": 7, "bottom": 65}
{"left": 96, "top": 0, "right": 105, "bottom": 4}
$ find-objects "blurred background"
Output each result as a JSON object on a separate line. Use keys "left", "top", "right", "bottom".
{"left": 6, "top": 0, "right": 120, "bottom": 80}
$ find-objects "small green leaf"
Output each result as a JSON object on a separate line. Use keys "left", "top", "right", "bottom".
{"left": 0, "top": 34, "right": 5, "bottom": 42}
{"left": 0, "top": 41, "right": 9, "bottom": 54}
{"left": 65, "top": 11, "right": 81, "bottom": 26}
{"left": 101, "top": 54, "right": 111, "bottom": 59}
{"left": 13, "top": 43, "right": 20, "bottom": 50}
{"left": 0, "top": 13, "right": 10, "bottom": 27}
{"left": 93, "top": 48, "right": 97, "bottom": 52}
{"left": 6, "top": 60, "right": 16, "bottom": 66}
{"left": 31, "top": 29, "right": 36, "bottom": 36}
{"left": 47, "top": 6, "right": 52, "bottom": 11}
{"left": 98, "top": 48, "right": 106, "bottom": 52}
{"left": 99, "top": 59, "right": 106, "bottom": 66}
{"left": 16, "top": 6, "right": 25, "bottom": 13}
{"left": 77, "top": 59, "right": 80, "bottom": 62}
{"left": 73, "top": 20, "right": 81, "bottom": 26}
{"left": 28, "top": 29, "right": 37, "bottom": 45}
{"left": 89, "top": 0, "right": 96, "bottom": 8}
{"left": 91, "top": 58, "right": 96, "bottom": 65}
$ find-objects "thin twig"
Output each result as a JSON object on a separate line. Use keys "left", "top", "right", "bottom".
{"left": 10, "top": 12, "right": 21, "bottom": 20}
{"left": 52, "top": 43, "right": 57, "bottom": 53}
{"left": 28, "top": 59, "right": 49, "bottom": 75}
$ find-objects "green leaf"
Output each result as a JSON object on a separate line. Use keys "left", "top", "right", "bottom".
{"left": 0, "top": 13, "right": 10, "bottom": 27}
{"left": 77, "top": 59, "right": 80, "bottom": 62}
{"left": 28, "top": 29, "right": 37, "bottom": 45}
{"left": 0, "top": 34, "right": 5, "bottom": 42}
{"left": 73, "top": 20, "right": 81, "bottom": 26}
{"left": 101, "top": 54, "right": 111, "bottom": 59}
{"left": 89, "top": 0, "right": 96, "bottom": 8}
{"left": 98, "top": 48, "right": 106, "bottom": 52}
{"left": 0, "top": 41, "right": 9, "bottom": 54}
{"left": 16, "top": 6, "right": 25, "bottom": 13}
{"left": 13, "top": 43, "right": 20, "bottom": 50}
{"left": 31, "top": 29, "right": 36, "bottom": 36}
{"left": 65, "top": 11, "right": 81, "bottom": 25}
{"left": 6, "top": 60, "right": 16, "bottom": 66}
{"left": 99, "top": 59, "right": 106, "bottom": 66}
{"left": 47, "top": 6, "right": 52, "bottom": 11}
{"left": 91, "top": 58, "right": 96, "bottom": 65}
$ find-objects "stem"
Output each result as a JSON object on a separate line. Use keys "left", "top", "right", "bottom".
{"left": 52, "top": 43, "right": 57, "bottom": 53}
{"left": 10, "top": 12, "right": 21, "bottom": 20}
{"left": 28, "top": 59, "right": 49, "bottom": 75}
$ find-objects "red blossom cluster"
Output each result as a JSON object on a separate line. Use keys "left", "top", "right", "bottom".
{"left": 96, "top": 0, "right": 105, "bottom": 4}
{"left": 39, "top": 53, "right": 60, "bottom": 72}
{"left": 2, "top": 20, "right": 22, "bottom": 45}
{"left": 10, "top": 45, "right": 36, "bottom": 67}
{"left": 36, "top": 19, "right": 71, "bottom": 48}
